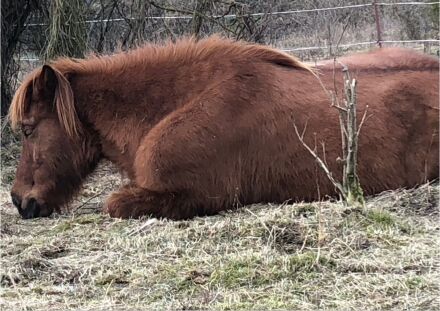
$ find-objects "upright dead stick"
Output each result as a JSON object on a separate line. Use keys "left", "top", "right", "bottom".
{"left": 294, "top": 64, "right": 366, "bottom": 206}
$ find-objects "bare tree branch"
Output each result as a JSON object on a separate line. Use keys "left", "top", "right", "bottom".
{"left": 293, "top": 121, "right": 346, "bottom": 199}
{"left": 356, "top": 105, "right": 372, "bottom": 137}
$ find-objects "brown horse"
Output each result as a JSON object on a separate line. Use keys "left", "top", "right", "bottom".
{"left": 9, "top": 36, "right": 439, "bottom": 219}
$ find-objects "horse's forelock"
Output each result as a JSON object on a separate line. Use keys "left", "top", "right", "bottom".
{"left": 8, "top": 66, "right": 82, "bottom": 139}
{"left": 51, "top": 67, "right": 82, "bottom": 139}
{"left": 8, "top": 73, "right": 34, "bottom": 131}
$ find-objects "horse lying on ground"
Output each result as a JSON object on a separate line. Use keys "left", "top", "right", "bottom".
{"left": 9, "top": 36, "right": 439, "bottom": 219}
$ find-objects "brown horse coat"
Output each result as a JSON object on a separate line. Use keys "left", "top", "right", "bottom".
{"left": 9, "top": 37, "right": 439, "bottom": 219}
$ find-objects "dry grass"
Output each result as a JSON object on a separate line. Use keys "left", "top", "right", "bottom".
{"left": 1, "top": 126, "right": 439, "bottom": 310}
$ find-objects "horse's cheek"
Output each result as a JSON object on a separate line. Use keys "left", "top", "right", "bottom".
{"left": 32, "top": 165, "right": 55, "bottom": 192}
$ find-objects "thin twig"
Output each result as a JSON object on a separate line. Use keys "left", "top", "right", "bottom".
{"left": 301, "top": 119, "right": 309, "bottom": 140}
{"left": 356, "top": 105, "right": 371, "bottom": 137}
{"left": 332, "top": 104, "right": 348, "bottom": 113}
{"left": 293, "top": 121, "right": 346, "bottom": 199}
{"left": 71, "top": 187, "right": 109, "bottom": 213}
{"left": 331, "top": 16, "right": 351, "bottom": 102}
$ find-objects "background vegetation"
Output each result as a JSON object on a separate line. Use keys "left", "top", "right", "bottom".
{"left": 1, "top": 0, "right": 439, "bottom": 116}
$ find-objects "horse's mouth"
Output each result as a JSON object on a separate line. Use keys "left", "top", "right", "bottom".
{"left": 12, "top": 195, "right": 54, "bottom": 219}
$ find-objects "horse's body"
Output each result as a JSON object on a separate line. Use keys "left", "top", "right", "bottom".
{"left": 9, "top": 37, "right": 439, "bottom": 219}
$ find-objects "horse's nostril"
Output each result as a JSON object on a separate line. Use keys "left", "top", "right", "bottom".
{"left": 21, "top": 198, "right": 41, "bottom": 219}
{"left": 11, "top": 193, "right": 22, "bottom": 209}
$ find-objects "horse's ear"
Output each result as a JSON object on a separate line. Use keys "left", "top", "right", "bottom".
{"left": 35, "top": 65, "right": 57, "bottom": 96}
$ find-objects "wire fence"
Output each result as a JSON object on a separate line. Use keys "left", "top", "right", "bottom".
{"left": 280, "top": 39, "right": 439, "bottom": 52}
{"left": 18, "top": 38, "right": 439, "bottom": 61}
{"left": 18, "top": 1, "right": 440, "bottom": 63}
{"left": 25, "top": 1, "right": 440, "bottom": 25}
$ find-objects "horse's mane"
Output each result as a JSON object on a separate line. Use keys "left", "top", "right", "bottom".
{"left": 50, "top": 36, "right": 312, "bottom": 75}
{"left": 9, "top": 36, "right": 312, "bottom": 138}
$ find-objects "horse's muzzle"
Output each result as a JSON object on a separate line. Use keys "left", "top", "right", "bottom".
{"left": 11, "top": 193, "right": 53, "bottom": 219}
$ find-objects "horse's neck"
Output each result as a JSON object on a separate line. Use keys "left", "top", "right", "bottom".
{"left": 72, "top": 70, "right": 192, "bottom": 175}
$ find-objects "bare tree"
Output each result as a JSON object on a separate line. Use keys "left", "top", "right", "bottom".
{"left": 1, "top": 0, "right": 39, "bottom": 116}
{"left": 43, "top": 0, "right": 87, "bottom": 61}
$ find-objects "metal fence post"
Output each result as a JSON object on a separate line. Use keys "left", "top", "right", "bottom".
{"left": 373, "top": 0, "right": 383, "bottom": 48}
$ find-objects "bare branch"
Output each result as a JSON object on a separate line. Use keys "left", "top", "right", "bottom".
{"left": 331, "top": 103, "right": 348, "bottom": 113}
{"left": 356, "top": 105, "right": 371, "bottom": 137}
{"left": 293, "top": 121, "right": 346, "bottom": 199}
{"left": 301, "top": 119, "right": 309, "bottom": 140}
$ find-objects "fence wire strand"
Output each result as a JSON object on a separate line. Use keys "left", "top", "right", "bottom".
{"left": 280, "top": 39, "right": 440, "bottom": 52}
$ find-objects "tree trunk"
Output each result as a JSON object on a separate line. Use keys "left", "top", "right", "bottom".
{"left": 1, "top": 0, "right": 38, "bottom": 116}
{"left": 43, "top": 0, "right": 87, "bottom": 61}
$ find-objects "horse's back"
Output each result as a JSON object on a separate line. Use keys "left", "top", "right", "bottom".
{"left": 315, "top": 47, "right": 439, "bottom": 72}
{"left": 226, "top": 48, "right": 440, "bottom": 199}
{"left": 129, "top": 44, "right": 439, "bottom": 211}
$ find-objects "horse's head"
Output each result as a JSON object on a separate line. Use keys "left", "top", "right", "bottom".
{"left": 9, "top": 65, "right": 100, "bottom": 219}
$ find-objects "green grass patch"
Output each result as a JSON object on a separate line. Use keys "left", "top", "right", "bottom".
{"left": 366, "top": 209, "right": 395, "bottom": 227}
{"left": 209, "top": 251, "right": 335, "bottom": 289}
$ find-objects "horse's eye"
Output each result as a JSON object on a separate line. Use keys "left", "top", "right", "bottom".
{"left": 22, "top": 126, "right": 33, "bottom": 137}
